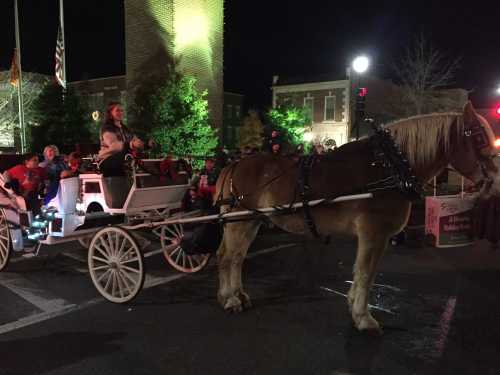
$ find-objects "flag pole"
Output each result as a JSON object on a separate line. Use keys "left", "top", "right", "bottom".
{"left": 59, "top": 0, "right": 66, "bottom": 90}
{"left": 14, "top": 0, "right": 26, "bottom": 153}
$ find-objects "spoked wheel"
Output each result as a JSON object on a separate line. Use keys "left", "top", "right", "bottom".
{"left": 88, "top": 227, "right": 145, "bottom": 303}
{"left": 0, "top": 209, "right": 11, "bottom": 272}
{"left": 160, "top": 223, "right": 211, "bottom": 273}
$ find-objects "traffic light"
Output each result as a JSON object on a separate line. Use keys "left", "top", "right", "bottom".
{"left": 495, "top": 103, "right": 500, "bottom": 117}
{"left": 355, "top": 87, "right": 367, "bottom": 113}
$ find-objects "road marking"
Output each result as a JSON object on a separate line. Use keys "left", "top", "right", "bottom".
{"left": 0, "top": 273, "right": 74, "bottom": 313}
{"left": 0, "top": 242, "right": 297, "bottom": 336}
{"left": 319, "top": 286, "right": 396, "bottom": 315}
{"left": 0, "top": 298, "right": 101, "bottom": 336}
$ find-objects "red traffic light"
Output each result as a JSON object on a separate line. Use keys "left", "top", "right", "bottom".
{"left": 357, "top": 87, "right": 368, "bottom": 97}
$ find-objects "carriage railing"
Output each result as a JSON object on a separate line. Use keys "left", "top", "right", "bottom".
{"left": 121, "top": 192, "right": 374, "bottom": 232}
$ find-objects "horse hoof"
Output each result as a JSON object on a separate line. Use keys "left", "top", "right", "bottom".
{"left": 238, "top": 291, "right": 252, "bottom": 309}
{"left": 224, "top": 296, "right": 243, "bottom": 313}
{"left": 357, "top": 315, "right": 383, "bottom": 335}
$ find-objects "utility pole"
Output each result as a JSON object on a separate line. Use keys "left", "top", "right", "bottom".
{"left": 14, "top": 0, "right": 26, "bottom": 153}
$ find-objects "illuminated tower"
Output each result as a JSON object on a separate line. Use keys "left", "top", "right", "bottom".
{"left": 125, "top": 0, "right": 223, "bottom": 129}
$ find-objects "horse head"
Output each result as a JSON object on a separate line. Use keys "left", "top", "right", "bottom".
{"left": 448, "top": 101, "right": 498, "bottom": 188}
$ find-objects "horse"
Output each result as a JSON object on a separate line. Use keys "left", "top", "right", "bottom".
{"left": 214, "top": 102, "right": 499, "bottom": 334}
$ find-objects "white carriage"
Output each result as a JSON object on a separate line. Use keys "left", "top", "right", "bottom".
{"left": 0, "top": 159, "right": 213, "bottom": 303}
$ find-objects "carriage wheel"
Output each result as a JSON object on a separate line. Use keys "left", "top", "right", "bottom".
{"left": 88, "top": 227, "right": 145, "bottom": 303}
{"left": 160, "top": 224, "right": 211, "bottom": 273}
{"left": 0, "top": 209, "right": 11, "bottom": 272}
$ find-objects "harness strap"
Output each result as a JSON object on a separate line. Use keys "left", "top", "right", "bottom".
{"left": 298, "top": 155, "right": 321, "bottom": 238}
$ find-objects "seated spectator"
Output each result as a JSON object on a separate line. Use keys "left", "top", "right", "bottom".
{"left": 4, "top": 153, "right": 47, "bottom": 212}
{"left": 39, "top": 145, "right": 72, "bottom": 205}
{"left": 192, "top": 158, "right": 220, "bottom": 204}
{"left": 181, "top": 186, "right": 205, "bottom": 212}
{"left": 68, "top": 152, "right": 82, "bottom": 175}
{"left": 159, "top": 155, "right": 178, "bottom": 182}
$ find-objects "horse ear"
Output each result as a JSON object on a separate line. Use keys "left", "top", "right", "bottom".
{"left": 463, "top": 101, "right": 477, "bottom": 123}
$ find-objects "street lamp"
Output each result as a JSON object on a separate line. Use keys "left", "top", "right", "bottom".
{"left": 496, "top": 85, "right": 500, "bottom": 95}
{"left": 352, "top": 56, "right": 370, "bottom": 74}
{"left": 351, "top": 55, "right": 370, "bottom": 140}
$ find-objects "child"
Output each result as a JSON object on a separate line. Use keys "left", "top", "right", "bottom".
{"left": 4, "top": 153, "right": 47, "bottom": 211}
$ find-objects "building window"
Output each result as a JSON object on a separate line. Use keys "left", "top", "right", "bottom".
{"left": 324, "top": 96, "right": 335, "bottom": 121}
{"left": 235, "top": 105, "right": 240, "bottom": 118}
{"left": 304, "top": 97, "right": 314, "bottom": 121}
{"left": 227, "top": 105, "right": 233, "bottom": 119}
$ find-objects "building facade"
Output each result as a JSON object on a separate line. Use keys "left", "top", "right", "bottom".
{"left": 69, "top": 75, "right": 127, "bottom": 125}
{"left": 124, "top": 0, "right": 223, "bottom": 130}
{"left": 222, "top": 92, "right": 244, "bottom": 149}
{"left": 272, "top": 77, "right": 351, "bottom": 147}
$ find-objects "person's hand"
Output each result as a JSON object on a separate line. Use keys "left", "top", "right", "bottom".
{"left": 97, "top": 149, "right": 107, "bottom": 160}
{"left": 60, "top": 170, "right": 73, "bottom": 179}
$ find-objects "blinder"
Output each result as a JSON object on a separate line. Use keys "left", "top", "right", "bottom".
{"left": 463, "top": 120, "right": 496, "bottom": 185}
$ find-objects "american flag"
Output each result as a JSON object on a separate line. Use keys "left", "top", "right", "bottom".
{"left": 55, "top": 26, "right": 66, "bottom": 88}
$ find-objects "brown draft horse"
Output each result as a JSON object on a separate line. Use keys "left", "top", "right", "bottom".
{"left": 215, "top": 102, "right": 498, "bottom": 334}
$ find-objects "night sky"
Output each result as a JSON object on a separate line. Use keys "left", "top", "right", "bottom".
{"left": 1, "top": 0, "right": 499, "bottom": 110}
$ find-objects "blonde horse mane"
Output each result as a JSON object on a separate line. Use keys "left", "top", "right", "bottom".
{"left": 384, "top": 113, "right": 464, "bottom": 167}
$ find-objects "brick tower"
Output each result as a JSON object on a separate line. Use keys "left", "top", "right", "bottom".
{"left": 124, "top": 0, "right": 223, "bottom": 129}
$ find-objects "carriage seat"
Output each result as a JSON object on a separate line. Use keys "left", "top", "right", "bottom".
{"left": 102, "top": 176, "right": 132, "bottom": 209}
{"left": 45, "top": 177, "right": 80, "bottom": 214}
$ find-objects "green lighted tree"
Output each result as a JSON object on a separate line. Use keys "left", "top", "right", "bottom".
{"left": 147, "top": 74, "right": 218, "bottom": 164}
{"left": 238, "top": 110, "right": 264, "bottom": 151}
{"left": 31, "top": 83, "right": 93, "bottom": 153}
{"left": 267, "top": 104, "right": 311, "bottom": 148}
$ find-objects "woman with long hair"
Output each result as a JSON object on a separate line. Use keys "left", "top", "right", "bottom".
{"left": 98, "top": 102, "right": 144, "bottom": 177}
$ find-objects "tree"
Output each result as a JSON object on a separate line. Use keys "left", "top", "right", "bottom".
{"left": 238, "top": 110, "right": 264, "bottom": 151}
{"left": 31, "top": 84, "right": 94, "bottom": 153}
{"left": 147, "top": 74, "right": 218, "bottom": 165}
{"left": 267, "top": 104, "right": 311, "bottom": 150}
{"left": 393, "top": 33, "right": 461, "bottom": 115}
{"left": 0, "top": 73, "right": 50, "bottom": 150}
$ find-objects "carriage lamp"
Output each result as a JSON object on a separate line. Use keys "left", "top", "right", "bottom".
{"left": 495, "top": 139, "right": 500, "bottom": 148}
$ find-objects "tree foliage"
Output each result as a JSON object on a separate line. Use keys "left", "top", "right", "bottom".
{"left": 393, "top": 33, "right": 461, "bottom": 115}
{"left": 147, "top": 74, "right": 218, "bottom": 163}
{"left": 0, "top": 73, "right": 50, "bottom": 149}
{"left": 267, "top": 104, "right": 311, "bottom": 148}
{"left": 238, "top": 110, "right": 264, "bottom": 151}
{"left": 31, "top": 83, "right": 93, "bottom": 153}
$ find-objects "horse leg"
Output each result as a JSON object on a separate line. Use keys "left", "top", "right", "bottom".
{"left": 348, "top": 232, "right": 389, "bottom": 334}
{"left": 217, "top": 220, "right": 260, "bottom": 313}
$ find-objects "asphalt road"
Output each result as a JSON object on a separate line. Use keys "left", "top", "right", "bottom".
{"left": 1, "top": 229, "right": 500, "bottom": 375}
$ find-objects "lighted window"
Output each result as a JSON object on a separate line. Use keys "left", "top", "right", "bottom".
{"left": 304, "top": 97, "right": 314, "bottom": 120}
{"left": 324, "top": 96, "right": 335, "bottom": 121}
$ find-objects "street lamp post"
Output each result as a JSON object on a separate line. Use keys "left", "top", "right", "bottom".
{"left": 351, "top": 55, "right": 370, "bottom": 140}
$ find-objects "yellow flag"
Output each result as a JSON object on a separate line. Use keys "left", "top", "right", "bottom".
{"left": 10, "top": 49, "right": 19, "bottom": 87}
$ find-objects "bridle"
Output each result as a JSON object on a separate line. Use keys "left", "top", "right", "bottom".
{"left": 462, "top": 118, "right": 497, "bottom": 189}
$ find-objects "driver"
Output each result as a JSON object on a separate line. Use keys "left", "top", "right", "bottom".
{"left": 98, "top": 102, "right": 143, "bottom": 177}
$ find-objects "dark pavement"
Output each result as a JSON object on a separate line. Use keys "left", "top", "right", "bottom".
{"left": 1, "top": 229, "right": 500, "bottom": 375}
